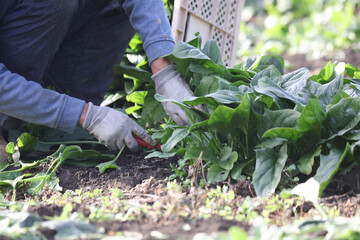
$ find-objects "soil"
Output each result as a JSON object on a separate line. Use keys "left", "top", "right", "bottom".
{"left": 26, "top": 149, "right": 254, "bottom": 239}
{"left": 24, "top": 147, "right": 360, "bottom": 240}
{"left": 56, "top": 150, "right": 176, "bottom": 193}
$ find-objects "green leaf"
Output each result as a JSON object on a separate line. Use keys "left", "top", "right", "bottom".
{"left": 318, "top": 74, "right": 344, "bottom": 107}
{"left": 232, "top": 93, "right": 252, "bottom": 134}
{"left": 113, "top": 65, "right": 153, "bottom": 85}
{"left": 257, "top": 74, "right": 307, "bottom": 105}
{"left": 0, "top": 171, "right": 21, "bottom": 181}
{"left": 251, "top": 65, "right": 281, "bottom": 89}
{"left": 263, "top": 127, "right": 303, "bottom": 144}
{"left": 125, "top": 105, "right": 142, "bottom": 115}
{"left": 194, "top": 76, "right": 220, "bottom": 96}
{"left": 207, "top": 164, "right": 229, "bottom": 183}
{"left": 183, "top": 89, "right": 243, "bottom": 106}
{"left": 259, "top": 109, "right": 300, "bottom": 137}
{"left": 281, "top": 68, "right": 310, "bottom": 90}
{"left": 165, "top": 41, "right": 216, "bottom": 76}
{"left": 161, "top": 128, "right": 190, "bottom": 152}
{"left": 253, "top": 144, "right": 288, "bottom": 196}
{"left": 145, "top": 151, "right": 177, "bottom": 159}
{"left": 251, "top": 66, "right": 306, "bottom": 108}
{"left": 263, "top": 99, "right": 322, "bottom": 145}
{"left": 208, "top": 105, "right": 236, "bottom": 135}
{"left": 184, "top": 147, "right": 218, "bottom": 163}
{"left": 126, "top": 91, "right": 147, "bottom": 105}
{"left": 344, "top": 130, "right": 360, "bottom": 141}
{"left": 0, "top": 162, "right": 9, "bottom": 171}
{"left": 201, "top": 40, "right": 223, "bottom": 65}
{"left": 17, "top": 133, "right": 38, "bottom": 154}
{"left": 154, "top": 94, "right": 188, "bottom": 108}
{"left": 328, "top": 90, "right": 349, "bottom": 106}
{"left": 67, "top": 150, "right": 114, "bottom": 162}
{"left": 96, "top": 159, "right": 121, "bottom": 173}
{"left": 343, "top": 84, "right": 360, "bottom": 98}
{"left": 184, "top": 107, "right": 209, "bottom": 125}
{"left": 169, "top": 41, "right": 211, "bottom": 60}
{"left": 154, "top": 94, "right": 210, "bottom": 124}
{"left": 231, "top": 161, "right": 249, "bottom": 180}
{"left": 297, "top": 146, "right": 322, "bottom": 175}
{"left": 298, "top": 98, "right": 322, "bottom": 136}
{"left": 345, "top": 63, "right": 360, "bottom": 78}
{"left": 96, "top": 147, "right": 124, "bottom": 173}
{"left": 256, "top": 138, "right": 287, "bottom": 149}
{"left": 189, "top": 120, "right": 209, "bottom": 132}
{"left": 128, "top": 33, "right": 143, "bottom": 51}
{"left": 349, "top": 140, "right": 360, "bottom": 162}
{"left": 325, "top": 98, "right": 360, "bottom": 140}
{"left": 61, "top": 145, "right": 83, "bottom": 161}
{"left": 219, "top": 151, "right": 238, "bottom": 170}
{"left": 5, "top": 142, "right": 15, "bottom": 155}
{"left": 355, "top": 72, "right": 360, "bottom": 79}
{"left": 101, "top": 91, "right": 126, "bottom": 106}
{"left": 187, "top": 33, "right": 202, "bottom": 48}
{"left": 256, "top": 55, "right": 285, "bottom": 75}
{"left": 220, "top": 147, "right": 232, "bottom": 162}
{"left": 311, "top": 61, "right": 335, "bottom": 84}
{"left": 314, "top": 143, "right": 350, "bottom": 196}
{"left": 141, "top": 90, "right": 167, "bottom": 126}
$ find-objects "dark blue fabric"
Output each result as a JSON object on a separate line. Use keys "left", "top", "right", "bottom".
{"left": 0, "top": 0, "right": 132, "bottom": 103}
{"left": 0, "top": 0, "right": 174, "bottom": 132}
{"left": 0, "top": 1, "right": 16, "bottom": 24}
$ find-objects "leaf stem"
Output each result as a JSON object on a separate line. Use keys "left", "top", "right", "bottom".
{"left": 192, "top": 132, "right": 204, "bottom": 147}
{"left": 19, "top": 175, "right": 47, "bottom": 183}
{"left": 1, "top": 145, "right": 66, "bottom": 174}
{"left": 38, "top": 140, "right": 103, "bottom": 145}
{"left": 204, "top": 131, "right": 221, "bottom": 155}
{"left": 245, "top": 134, "right": 250, "bottom": 160}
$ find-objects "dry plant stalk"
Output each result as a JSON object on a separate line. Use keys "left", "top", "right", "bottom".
{"left": 188, "top": 151, "right": 206, "bottom": 187}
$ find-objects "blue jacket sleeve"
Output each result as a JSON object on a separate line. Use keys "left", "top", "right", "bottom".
{"left": 0, "top": 63, "right": 85, "bottom": 133}
{"left": 122, "top": 0, "right": 175, "bottom": 64}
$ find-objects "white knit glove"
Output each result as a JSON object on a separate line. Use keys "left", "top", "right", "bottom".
{"left": 82, "top": 103, "right": 156, "bottom": 152}
{"left": 152, "top": 65, "right": 202, "bottom": 126}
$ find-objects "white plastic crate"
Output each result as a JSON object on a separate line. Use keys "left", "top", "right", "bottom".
{"left": 171, "top": 0, "right": 245, "bottom": 66}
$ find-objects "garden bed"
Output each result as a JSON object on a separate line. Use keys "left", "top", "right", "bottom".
{"left": 17, "top": 149, "right": 359, "bottom": 239}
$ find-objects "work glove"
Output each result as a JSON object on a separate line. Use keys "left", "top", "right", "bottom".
{"left": 82, "top": 103, "right": 156, "bottom": 152}
{"left": 152, "top": 65, "right": 203, "bottom": 126}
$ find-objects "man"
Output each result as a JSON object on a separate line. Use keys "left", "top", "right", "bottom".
{"left": 0, "top": 0, "right": 195, "bottom": 162}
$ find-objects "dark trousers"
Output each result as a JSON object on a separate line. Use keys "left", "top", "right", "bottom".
{"left": 0, "top": 0, "right": 135, "bottom": 127}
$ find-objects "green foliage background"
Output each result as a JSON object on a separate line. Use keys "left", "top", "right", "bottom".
{"left": 239, "top": 0, "right": 360, "bottom": 62}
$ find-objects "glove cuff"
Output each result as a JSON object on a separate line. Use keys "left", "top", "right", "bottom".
{"left": 152, "top": 64, "right": 179, "bottom": 89}
{"left": 82, "top": 102, "right": 94, "bottom": 130}
{"left": 82, "top": 102, "right": 109, "bottom": 132}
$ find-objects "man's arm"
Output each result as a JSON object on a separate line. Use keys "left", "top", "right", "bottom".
{"left": 122, "top": 1, "right": 203, "bottom": 126}
{"left": 0, "top": 63, "right": 155, "bottom": 151}
{"left": 0, "top": 63, "right": 85, "bottom": 133}
{"left": 151, "top": 57, "right": 172, "bottom": 74}
{"left": 121, "top": 0, "right": 175, "bottom": 65}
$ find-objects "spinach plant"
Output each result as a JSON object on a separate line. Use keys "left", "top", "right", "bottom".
{"left": 116, "top": 36, "right": 360, "bottom": 198}
{"left": 0, "top": 132, "right": 120, "bottom": 199}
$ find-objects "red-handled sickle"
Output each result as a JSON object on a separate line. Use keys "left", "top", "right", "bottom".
{"left": 133, "top": 135, "right": 162, "bottom": 150}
